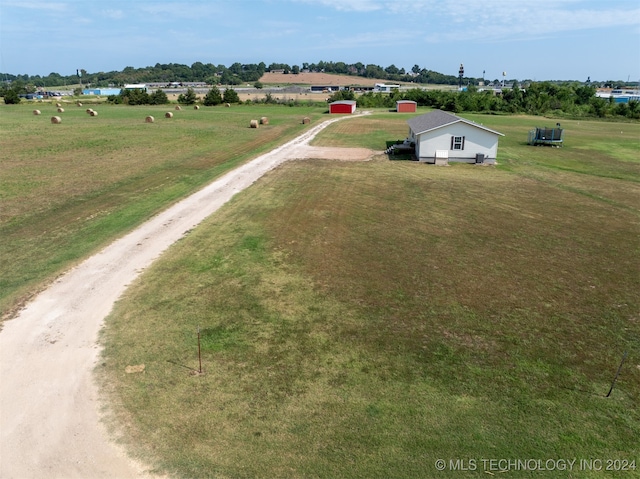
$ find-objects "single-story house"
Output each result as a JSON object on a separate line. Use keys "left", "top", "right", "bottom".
{"left": 406, "top": 110, "right": 504, "bottom": 164}
{"left": 329, "top": 100, "right": 357, "bottom": 114}
{"left": 396, "top": 100, "right": 417, "bottom": 113}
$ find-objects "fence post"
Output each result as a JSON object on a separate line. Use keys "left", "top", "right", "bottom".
{"left": 197, "top": 326, "right": 202, "bottom": 374}
{"left": 606, "top": 351, "right": 628, "bottom": 397}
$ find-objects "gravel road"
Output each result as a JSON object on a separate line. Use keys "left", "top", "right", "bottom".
{"left": 0, "top": 113, "right": 373, "bottom": 479}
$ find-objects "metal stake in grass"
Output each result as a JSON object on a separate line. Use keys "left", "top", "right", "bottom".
{"left": 197, "top": 326, "right": 203, "bottom": 374}
{"left": 606, "top": 350, "right": 628, "bottom": 397}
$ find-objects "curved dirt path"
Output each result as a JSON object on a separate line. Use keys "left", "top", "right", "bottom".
{"left": 0, "top": 113, "right": 374, "bottom": 479}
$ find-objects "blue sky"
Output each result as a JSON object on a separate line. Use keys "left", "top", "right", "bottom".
{"left": 1, "top": 0, "right": 639, "bottom": 82}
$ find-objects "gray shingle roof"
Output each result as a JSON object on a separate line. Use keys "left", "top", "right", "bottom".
{"left": 407, "top": 110, "right": 504, "bottom": 136}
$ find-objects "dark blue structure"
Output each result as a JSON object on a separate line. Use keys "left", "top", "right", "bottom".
{"left": 528, "top": 127, "right": 564, "bottom": 147}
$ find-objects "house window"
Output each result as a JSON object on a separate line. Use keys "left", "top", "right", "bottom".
{"left": 451, "top": 136, "right": 465, "bottom": 150}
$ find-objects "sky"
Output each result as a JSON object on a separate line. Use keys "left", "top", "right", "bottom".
{"left": 1, "top": 0, "right": 639, "bottom": 82}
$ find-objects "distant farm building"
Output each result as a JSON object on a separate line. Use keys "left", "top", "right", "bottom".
{"left": 374, "top": 83, "right": 400, "bottom": 92}
{"left": 82, "top": 88, "right": 121, "bottom": 96}
{"left": 396, "top": 100, "right": 417, "bottom": 113}
{"left": 407, "top": 110, "right": 504, "bottom": 164}
{"left": 124, "top": 83, "right": 148, "bottom": 92}
{"left": 146, "top": 82, "right": 207, "bottom": 89}
{"left": 596, "top": 88, "right": 640, "bottom": 103}
{"left": 329, "top": 100, "right": 357, "bottom": 114}
{"left": 310, "top": 85, "right": 341, "bottom": 93}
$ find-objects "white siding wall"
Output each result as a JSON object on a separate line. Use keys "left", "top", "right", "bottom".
{"left": 415, "top": 122, "right": 499, "bottom": 163}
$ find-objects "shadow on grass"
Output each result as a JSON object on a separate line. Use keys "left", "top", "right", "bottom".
{"left": 385, "top": 140, "right": 416, "bottom": 161}
{"left": 166, "top": 359, "right": 199, "bottom": 373}
{"left": 558, "top": 385, "right": 603, "bottom": 397}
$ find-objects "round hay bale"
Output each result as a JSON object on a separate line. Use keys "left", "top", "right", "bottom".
{"left": 33, "top": 109, "right": 41, "bottom": 116}
{"left": 51, "top": 116, "right": 62, "bottom": 124}
{"left": 225, "top": 103, "right": 231, "bottom": 108}
{"left": 259, "top": 116, "right": 269, "bottom": 125}
{"left": 57, "top": 107, "right": 65, "bottom": 113}
{"left": 86, "top": 108, "right": 94, "bottom": 114}
{"left": 90, "top": 110, "right": 98, "bottom": 116}
{"left": 56, "top": 102, "right": 61, "bottom": 107}
{"left": 175, "top": 105, "right": 182, "bottom": 111}
{"left": 77, "top": 102, "right": 83, "bottom": 107}
{"left": 165, "top": 112, "right": 174, "bottom": 118}
{"left": 145, "top": 115, "right": 155, "bottom": 123}
{"left": 250, "top": 119, "right": 259, "bottom": 128}
{"left": 302, "top": 117, "right": 311, "bottom": 124}
{"left": 194, "top": 105, "right": 200, "bottom": 110}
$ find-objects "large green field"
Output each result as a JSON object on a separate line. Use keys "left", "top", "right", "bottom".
{"left": 94, "top": 112, "right": 639, "bottom": 477}
{"left": 2, "top": 102, "right": 638, "bottom": 477}
{"left": 0, "top": 101, "right": 327, "bottom": 319}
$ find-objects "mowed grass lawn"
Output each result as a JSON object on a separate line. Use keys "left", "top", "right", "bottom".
{"left": 0, "top": 102, "right": 326, "bottom": 319}
{"left": 98, "top": 112, "right": 640, "bottom": 478}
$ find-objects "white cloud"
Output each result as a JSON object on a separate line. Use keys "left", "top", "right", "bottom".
{"left": 290, "top": 0, "right": 382, "bottom": 12}
{"left": 137, "top": 2, "right": 222, "bottom": 21}
{"left": 101, "top": 9, "right": 124, "bottom": 20}
{"left": 302, "top": 29, "right": 413, "bottom": 52}
{"left": 437, "top": 5, "right": 640, "bottom": 44}
{"left": 292, "top": 0, "right": 640, "bottom": 37}
{"left": 1, "top": 1, "right": 68, "bottom": 11}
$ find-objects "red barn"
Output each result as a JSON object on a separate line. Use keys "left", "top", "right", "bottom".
{"left": 329, "top": 100, "right": 357, "bottom": 114}
{"left": 396, "top": 100, "right": 417, "bottom": 113}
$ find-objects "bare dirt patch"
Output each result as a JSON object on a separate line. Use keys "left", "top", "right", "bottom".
{"left": 285, "top": 145, "right": 378, "bottom": 162}
{"left": 259, "top": 71, "right": 394, "bottom": 87}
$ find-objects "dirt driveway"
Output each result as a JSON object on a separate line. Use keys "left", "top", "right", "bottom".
{"left": 0, "top": 113, "right": 375, "bottom": 479}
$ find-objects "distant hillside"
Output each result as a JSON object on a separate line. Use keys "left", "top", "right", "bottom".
{"left": 259, "top": 72, "right": 413, "bottom": 87}
{"left": 1, "top": 61, "right": 464, "bottom": 90}
{"left": 2, "top": 60, "right": 631, "bottom": 92}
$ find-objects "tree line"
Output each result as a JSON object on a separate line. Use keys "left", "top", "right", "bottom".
{"left": 329, "top": 83, "right": 640, "bottom": 119}
{"left": 106, "top": 86, "right": 240, "bottom": 106}
{"left": 2, "top": 61, "right": 638, "bottom": 119}
{"left": 1, "top": 60, "right": 634, "bottom": 90}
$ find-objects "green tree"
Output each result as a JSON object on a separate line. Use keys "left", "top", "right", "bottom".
{"left": 220, "top": 70, "right": 241, "bottom": 85}
{"left": 626, "top": 100, "right": 640, "bottom": 119}
{"left": 149, "top": 89, "right": 169, "bottom": 105}
{"left": 262, "top": 93, "right": 278, "bottom": 104}
{"left": 2, "top": 88, "right": 20, "bottom": 104}
{"left": 364, "top": 64, "right": 386, "bottom": 78}
{"left": 327, "top": 90, "right": 356, "bottom": 102}
{"left": 574, "top": 84, "right": 596, "bottom": 105}
{"left": 120, "top": 88, "right": 150, "bottom": 105}
{"left": 203, "top": 86, "right": 222, "bottom": 106}
{"left": 229, "top": 62, "right": 243, "bottom": 75}
{"left": 385, "top": 64, "right": 399, "bottom": 75}
{"left": 177, "top": 87, "right": 197, "bottom": 105}
{"left": 589, "top": 97, "right": 608, "bottom": 117}
{"left": 222, "top": 87, "right": 239, "bottom": 104}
